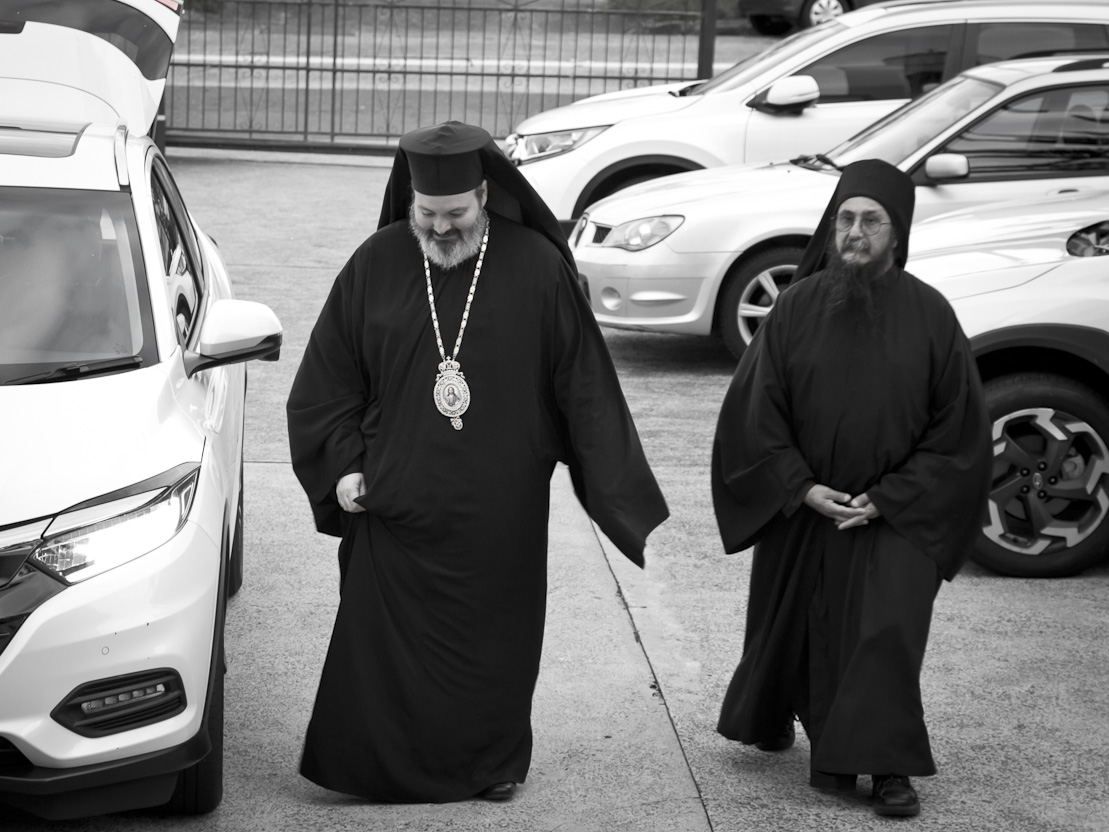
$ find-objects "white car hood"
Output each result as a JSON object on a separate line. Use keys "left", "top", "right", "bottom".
{"left": 586, "top": 162, "right": 833, "bottom": 220}
{"left": 0, "top": 366, "right": 204, "bottom": 526}
{"left": 514, "top": 84, "right": 700, "bottom": 134}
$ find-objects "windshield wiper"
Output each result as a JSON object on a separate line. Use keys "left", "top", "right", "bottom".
{"left": 3, "top": 355, "right": 143, "bottom": 386}
{"left": 789, "top": 154, "right": 840, "bottom": 171}
{"left": 669, "top": 82, "right": 703, "bottom": 97}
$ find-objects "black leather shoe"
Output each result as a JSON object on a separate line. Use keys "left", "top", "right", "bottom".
{"left": 871, "top": 774, "right": 920, "bottom": 817}
{"left": 478, "top": 782, "right": 517, "bottom": 801}
{"left": 755, "top": 721, "right": 795, "bottom": 752}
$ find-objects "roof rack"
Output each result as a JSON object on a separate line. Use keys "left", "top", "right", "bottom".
{"left": 1053, "top": 57, "right": 1109, "bottom": 73}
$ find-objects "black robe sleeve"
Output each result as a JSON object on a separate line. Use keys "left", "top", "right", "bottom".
{"left": 550, "top": 271, "right": 669, "bottom": 567}
{"left": 711, "top": 308, "right": 814, "bottom": 554}
{"left": 865, "top": 315, "right": 992, "bottom": 579}
{"left": 286, "top": 254, "right": 369, "bottom": 537}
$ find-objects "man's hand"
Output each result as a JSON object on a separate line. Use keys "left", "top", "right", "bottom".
{"left": 336, "top": 472, "right": 366, "bottom": 513}
{"left": 803, "top": 484, "right": 867, "bottom": 526}
{"left": 835, "top": 492, "right": 880, "bottom": 530}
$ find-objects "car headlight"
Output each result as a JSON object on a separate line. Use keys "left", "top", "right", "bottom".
{"left": 505, "top": 127, "right": 608, "bottom": 164}
{"left": 602, "top": 216, "right": 685, "bottom": 251}
{"left": 31, "top": 468, "right": 200, "bottom": 584}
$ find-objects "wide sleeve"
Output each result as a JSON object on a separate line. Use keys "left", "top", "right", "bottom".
{"left": 549, "top": 271, "right": 668, "bottom": 567}
{"left": 866, "top": 316, "right": 992, "bottom": 579}
{"left": 711, "top": 306, "right": 815, "bottom": 553}
{"left": 286, "top": 256, "right": 369, "bottom": 537}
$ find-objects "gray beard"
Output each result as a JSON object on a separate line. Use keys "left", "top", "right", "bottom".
{"left": 409, "top": 208, "right": 488, "bottom": 270}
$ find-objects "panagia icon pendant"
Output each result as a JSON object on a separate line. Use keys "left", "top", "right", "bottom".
{"left": 433, "top": 359, "right": 470, "bottom": 430}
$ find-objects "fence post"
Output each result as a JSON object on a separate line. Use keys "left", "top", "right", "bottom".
{"left": 697, "top": 0, "right": 716, "bottom": 80}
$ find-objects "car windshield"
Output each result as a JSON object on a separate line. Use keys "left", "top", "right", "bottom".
{"left": 0, "top": 0, "right": 174, "bottom": 80}
{"left": 828, "top": 75, "right": 1003, "bottom": 167}
{"left": 0, "top": 188, "right": 156, "bottom": 385}
{"left": 696, "top": 20, "right": 846, "bottom": 94}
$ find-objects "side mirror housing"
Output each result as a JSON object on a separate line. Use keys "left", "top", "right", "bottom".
{"left": 749, "top": 75, "right": 820, "bottom": 115}
{"left": 184, "top": 298, "right": 283, "bottom": 377}
{"left": 924, "top": 153, "right": 970, "bottom": 181}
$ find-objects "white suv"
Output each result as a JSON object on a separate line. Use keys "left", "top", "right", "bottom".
{"left": 506, "top": 0, "right": 1109, "bottom": 226}
{"left": 0, "top": 0, "right": 282, "bottom": 818}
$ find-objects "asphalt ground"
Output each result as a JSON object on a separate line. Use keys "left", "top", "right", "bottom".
{"left": 5, "top": 148, "right": 1108, "bottom": 831}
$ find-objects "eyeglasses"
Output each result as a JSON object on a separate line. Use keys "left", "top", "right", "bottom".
{"left": 835, "top": 213, "right": 889, "bottom": 236}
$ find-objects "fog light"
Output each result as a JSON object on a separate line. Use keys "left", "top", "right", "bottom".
{"left": 53, "top": 670, "right": 185, "bottom": 737}
{"left": 80, "top": 683, "right": 167, "bottom": 713}
{"left": 601, "top": 286, "right": 622, "bottom": 312}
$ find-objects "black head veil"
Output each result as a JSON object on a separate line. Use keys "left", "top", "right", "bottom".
{"left": 792, "top": 158, "right": 915, "bottom": 282}
{"left": 378, "top": 121, "right": 575, "bottom": 274}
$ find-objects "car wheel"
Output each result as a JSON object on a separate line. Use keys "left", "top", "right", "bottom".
{"left": 227, "top": 468, "right": 244, "bottom": 599}
{"left": 748, "top": 14, "right": 792, "bottom": 35}
{"left": 973, "top": 372, "right": 1109, "bottom": 577}
{"left": 165, "top": 645, "right": 225, "bottom": 814}
{"left": 800, "top": 0, "right": 848, "bottom": 28}
{"left": 719, "top": 246, "right": 803, "bottom": 359}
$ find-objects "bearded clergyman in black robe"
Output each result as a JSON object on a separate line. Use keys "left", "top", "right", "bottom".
{"left": 711, "top": 159, "right": 991, "bottom": 819}
{"left": 286, "top": 122, "right": 668, "bottom": 804}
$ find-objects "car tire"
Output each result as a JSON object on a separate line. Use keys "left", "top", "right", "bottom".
{"left": 719, "top": 246, "right": 803, "bottom": 360}
{"left": 748, "top": 14, "right": 792, "bottom": 36}
{"left": 227, "top": 470, "right": 244, "bottom": 599}
{"left": 973, "top": 372, "right": 1109, "bottom": 577}
{"left": 800, "top": 0, "right": 849, "bottom": 28}
{"left": 165, "top": 646, "right": 225, "bottom": 815}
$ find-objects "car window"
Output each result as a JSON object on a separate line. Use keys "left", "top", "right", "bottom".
{"left": 830, "top": 75, "right": 1002, "bottom": 167}
{"left": 793, "top": 26, "right": 952, "bottom": 103}
{"left": 0, "top": 187, "right": 156, "bottom": 384}
{"left": 970, "top": 22, "right": 1109, "bottom": 65}
{"left": 151, "top": 166, "right": 204, "bottom": 346}
{"left": 940, "top": 84, "right": 1109, "bottom": 179}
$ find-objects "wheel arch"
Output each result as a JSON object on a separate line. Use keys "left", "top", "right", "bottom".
{"left": 573, "top": 155, "right": 705, "bottom": 218}
{"left": 711, "top": 234, "right": 811, "bottom": 334}
{"left": 971, "top": 324, "right": 1109, "bottom": 393}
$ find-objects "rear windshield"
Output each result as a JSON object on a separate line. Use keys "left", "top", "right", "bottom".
{"left": 0, "top": 0, "right": 173, "bottom": 80}
{"left": 0, "top": 188, "right": 157, "bottom": 384}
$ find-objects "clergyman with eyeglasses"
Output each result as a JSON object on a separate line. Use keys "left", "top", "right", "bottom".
{"left": 710, "top": 159, "right": 991, "bottom": 819}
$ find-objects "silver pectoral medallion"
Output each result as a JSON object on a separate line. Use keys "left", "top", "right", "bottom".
{"left": 433, "top": 360, "right": 470, "bottom": 430}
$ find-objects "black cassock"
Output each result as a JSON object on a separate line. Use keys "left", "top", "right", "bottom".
{"left": 287, "top": 215, "right": 667, "bottom": 802}
{"left": 712, "top": 268, "right": 990, "bottom": 776}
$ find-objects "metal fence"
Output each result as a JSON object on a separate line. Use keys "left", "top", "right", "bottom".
{"left": 165, "top": 0, "right": 714, "bottom": 150}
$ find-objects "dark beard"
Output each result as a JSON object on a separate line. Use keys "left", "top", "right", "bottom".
{"left": 821, "top": 237, "right": 894, "bottom": 322}
{"left": 409, "top": 207, "right": 488, "bottom": 270}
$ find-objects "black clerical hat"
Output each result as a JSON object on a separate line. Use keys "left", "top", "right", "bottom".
{"left": 379, "top": 120, "right": 575, "bottom": 275}
{"left": 398, "top": 122, "right": 489, "bottom": 196}
{"left": 793, "top": 158, "right": 915, "bottom": 282}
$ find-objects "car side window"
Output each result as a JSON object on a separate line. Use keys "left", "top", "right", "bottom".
{"left": 969, "top": 23, "right": 1109, "bottom": 65}
{"left": 940, "top": 84, "right": 1109, "bottom": 179}
{"left": 793, "top": 26, "right": 952, "bottom": 104}
{"left": 151, "top": 165, "right": 203, "bottom": 345}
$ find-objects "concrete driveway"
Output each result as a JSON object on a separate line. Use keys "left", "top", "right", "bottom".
{"left": 4, "top": 148, "right": 1107, "bottom": 832}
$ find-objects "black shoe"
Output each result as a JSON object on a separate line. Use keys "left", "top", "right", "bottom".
{"left": 871, "top": 774, "right": 920, "bottom": 817}
{"left": 809, "top": 770, "right": 857, "bottom": 792}
{"left": 755, "top": 721, "right": 795, "bottom": 752}
{"left": 478, "top": 782, "right": 517, "bottom": 801}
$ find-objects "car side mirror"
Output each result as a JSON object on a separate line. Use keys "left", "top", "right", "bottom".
{"left": 184, "top": 298, "right": 283, "bottom": 377}
{"left": 749, "top": 75, "right": 820, "bottom": 115}
{"left": 924, "top": 153, "right": 970, "bottom": 181}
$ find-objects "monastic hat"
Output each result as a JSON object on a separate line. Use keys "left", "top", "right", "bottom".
{"left": 398, "top": 122, "right": 489, "bottom": 196}
{"left": 792, "top": 158, "right": 916, "bottom": 282}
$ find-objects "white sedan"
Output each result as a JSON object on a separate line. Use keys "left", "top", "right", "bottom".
{"left": 571, "top": 55, "right": 1109, "bottom": 358}
{"left": 0, "top": 0, "right": 281, "bottom": 819}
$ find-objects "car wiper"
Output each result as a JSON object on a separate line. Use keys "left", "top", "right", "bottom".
{"left": 669, "top": 82, "right": 703, "bottom": 97}
{"left": 790, "top": 154, "right": 840, "bottom": 171}
{"left": 3, "top": 355, "right": 143, "bottom": 385}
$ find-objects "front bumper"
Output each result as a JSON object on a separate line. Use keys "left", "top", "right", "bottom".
{"left": 572, "top": 228, "right": 728, "bottom": 335}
